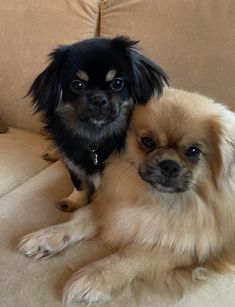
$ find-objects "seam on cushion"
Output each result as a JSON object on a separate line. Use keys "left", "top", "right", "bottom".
{"left": 0, "top": 163, "right": 54, "bottom": 199}
{"left": 96, "top": 0, "right": 103, "bottom": 37}
{"left": 0, "top": 127, "right": 53, "bottom": 197}
{"left": 9, "top": 127, "right": 46, "bottom": 137}
{"left": 99, "top": 0, "right": 105, "bottom": 37}
{"left": 10, "top": 123, "right": 46, "bottom": 136}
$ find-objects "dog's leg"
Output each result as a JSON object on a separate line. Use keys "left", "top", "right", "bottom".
{"left": 57, "top": 169, "right": 88, "bottom": 212}
{"left": 56, "top": 187, "right": 88, "bottom": 212}
{"left": 63, "top": 247, "right": 164, "bottom": 304}
{"left": 18, "top": 206, "right": 96, "bottom": 259}
{"left": 42, "top": 145, "right": 60, "bottom": 161}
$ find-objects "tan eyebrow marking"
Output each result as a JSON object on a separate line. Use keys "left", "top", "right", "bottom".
{"left": 105, "top": 69, "right": 117, "bottom": 82}
{"left": 76, "top": 70, "right": 89, "bottom": 82}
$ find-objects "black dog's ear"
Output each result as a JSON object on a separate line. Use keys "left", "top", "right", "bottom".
{"left": 129, "top": 50, "right": 169, "bottom": 102}
{"left": 27, "top": 45, "right": 68, "bottom": 114}
{"left": 112, "top": 36, "right": 168, "bottom": 103}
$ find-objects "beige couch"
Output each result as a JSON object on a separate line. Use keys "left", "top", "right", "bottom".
{"left": 0, "top": 1, "right": 235, "bottom": 306}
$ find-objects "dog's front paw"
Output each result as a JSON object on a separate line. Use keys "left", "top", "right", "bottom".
{"left": 56, "top": 188, "right": 87, "bottom": 212}
{"left": 18, "top": 225, "right": 71, "bottom": 259}
{"left": 63, "top": 266, "right": 113, "bottom": 305}
{"left": 56, "top": 200, "right": 80, "bottom": 212}
{"left": 42, "top": 146, "right": 60, "bottom": 161}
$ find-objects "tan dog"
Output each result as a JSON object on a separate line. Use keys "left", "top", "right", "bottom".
{"left": 18, "top": 88, "right": 235, "bottom": 304}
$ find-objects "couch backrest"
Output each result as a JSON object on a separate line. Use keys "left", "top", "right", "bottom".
{"left": 100, "top": 0, "right": 235, "bottom": 109}
{"left": 0, "top": 0, "right": 235, "bottom": 132}
{"left": 0, "top": 0, "right": 101, "bottom": 132}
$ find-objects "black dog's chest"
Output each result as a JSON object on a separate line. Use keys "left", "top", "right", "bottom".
{"left": 56, "top": 134, "right": 123, "bottom": 175}
{"left": 74, "top": 147, "right": 107, "bottom": 174}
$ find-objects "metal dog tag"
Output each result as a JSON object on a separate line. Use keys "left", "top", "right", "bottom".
{"left": 88, "top": 144, "right": 99, "bottom": 166}
{"left": 91, "top": 150, "right": 98, "bottom": 165}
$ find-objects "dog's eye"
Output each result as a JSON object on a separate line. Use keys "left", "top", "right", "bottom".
{"left": 110, "top": 78, "right": 124, "bottom": 91}
{"left": 141, "top": 137, "right": 155, "bottom": 148}
{"left": 185, "top": 146, "right": 200, "bottom": 159}
{"left": 70, "top": 80, "right": 85, "bottom": 93}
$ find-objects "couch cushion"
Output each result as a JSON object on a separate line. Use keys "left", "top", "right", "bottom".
{"left": 0, "top": 0, "right": 101, "bottom": 132}
{"left": 0, "top": 161, "right": 73, "bottom": 307}
{"left": 0, "top": 128, "right": 51, "bottom": 196}
{"left": 0, "top": 161, "right": 235, "bottom": 307}
{"left": 100, "top": 0, "right": 235, "bottom": 111}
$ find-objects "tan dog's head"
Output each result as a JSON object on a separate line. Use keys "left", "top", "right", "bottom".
{"left": 126, "top": 88, "right": 235, "bottom": 194}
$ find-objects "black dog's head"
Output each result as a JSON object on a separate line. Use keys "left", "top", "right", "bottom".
{"left": 28, "top": 36, "right": 168, "bottom": 141}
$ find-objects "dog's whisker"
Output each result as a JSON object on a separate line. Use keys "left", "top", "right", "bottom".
{"left": 187, "top": 181, "right": 201, "bottom": 192}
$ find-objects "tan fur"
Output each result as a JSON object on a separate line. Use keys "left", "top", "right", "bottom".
{"left": 18, "top": 206, "right": 96, "bottom": 258}
{"left": 76, "top": 70, "right": 89, "bottom": 82}
{"left": 105, "top": 69, "right": 117, "bottom": 82}
{"left": 19, "top": 88, "right": 235, "bottom": 304}
{"left": 56, "top": 188, "right": 88, "bottom": 212}
{"left": 42, "top": 145, "right": 60, "bottom": 161}
{"left": 41, "top": 146, "right": 87, "bottom": 212}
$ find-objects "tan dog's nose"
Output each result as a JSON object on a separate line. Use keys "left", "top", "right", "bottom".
{"left": 159, "top": 160, "right": 181, "bottom": 178}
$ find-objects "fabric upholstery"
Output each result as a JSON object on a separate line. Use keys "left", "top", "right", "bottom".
{"left": 0, "top": 128, "right": 51, "bottom": 196}
{"left": 0, "top": 0, "right": 101, "bottom": 132}
{"left": 0, "top": 161, "right": 72, "bottom": 307}
{"left": 0, "top": 1, "right": 235, "bottom": 306}
{"left": 0, "top": 162, "right": 235, "bottom": 307}
{"left": 100, "top": 0, "right": 235, "bottom": 110}
{"left": 0, "top": 115, "right": 9, "bottom": 133}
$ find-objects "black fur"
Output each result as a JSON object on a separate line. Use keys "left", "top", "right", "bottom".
{"left": 28, "top": 36, "right": 168, "bottom": 202}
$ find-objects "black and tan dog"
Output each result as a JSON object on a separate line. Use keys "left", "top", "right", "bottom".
{"left": 29, "top": 36, "right": 168, "bottom": 212}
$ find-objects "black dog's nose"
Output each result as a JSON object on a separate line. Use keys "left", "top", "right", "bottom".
{"left": 92, "top": 94, "right": 109, "bottom": 107}
{"left": 159, "top": 160, "right": 181, "bottom": 178}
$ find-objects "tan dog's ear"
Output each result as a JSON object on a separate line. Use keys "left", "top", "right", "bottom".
{"left": 218, "top": 105, "right": 235, "bottom": 173}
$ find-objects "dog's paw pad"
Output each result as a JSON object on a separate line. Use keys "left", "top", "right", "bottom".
{"left": 18, "top": 235, "right": 54, "bottom": 259}
{"left": 36, "top": 246, "right": 51, "bottom": 257}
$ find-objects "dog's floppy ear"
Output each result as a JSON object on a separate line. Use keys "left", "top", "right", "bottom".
{"left": 112, "top": 36, "right": 168, "bottom": 103}
{"left": 219, "top": 106, "right": 235, "bottom": 171}
{"left": 27, "top": 45, "right": 68, "bottom": 114}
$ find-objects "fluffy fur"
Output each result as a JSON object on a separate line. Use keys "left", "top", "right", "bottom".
{"left": 28, "top": 36, "right": 168, "bottom": 212}
{"left": 19, "top": 88, "right": 235, "bottom": 304}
